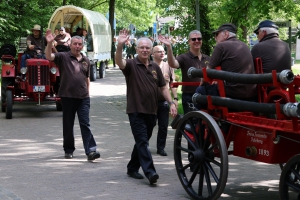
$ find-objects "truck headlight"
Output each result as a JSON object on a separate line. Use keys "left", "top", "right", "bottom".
{"left": 20, "top": 67, "right": 27, "bottom": 74}
{"left": 50, "top": 67, "right": 57, "bottom": 74}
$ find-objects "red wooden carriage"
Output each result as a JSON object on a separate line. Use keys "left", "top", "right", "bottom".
{"left": 171, "top": 59, "right": 300, "bottom": 199}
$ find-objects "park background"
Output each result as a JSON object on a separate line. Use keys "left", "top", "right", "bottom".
{"left": 1, "top": 0, "right": 300, "bottom": 113}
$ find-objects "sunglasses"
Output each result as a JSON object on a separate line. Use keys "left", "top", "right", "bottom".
{"left": 190, "top": 37, "right": 202, "bottom": 41}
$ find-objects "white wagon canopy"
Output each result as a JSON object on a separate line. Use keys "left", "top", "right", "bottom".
{"left": 48, "top": 5, "right": 111, "bottom": 62}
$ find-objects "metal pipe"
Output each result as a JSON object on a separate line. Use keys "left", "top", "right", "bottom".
{"left": 192, "top": 93, "right": 300, "bottom": 118}
{"left": 187, "top": 67, "right": 294, "bottom": 84}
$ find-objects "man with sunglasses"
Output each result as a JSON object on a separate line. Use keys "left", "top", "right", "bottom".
{"left": 197, "top": 23, "right": 257, "bottom": 102}
{"left": 251, "top": 20, "right": 291, "bottom": 74}
{"left": 158, "top": 30, "right": 210, "bottom": 114}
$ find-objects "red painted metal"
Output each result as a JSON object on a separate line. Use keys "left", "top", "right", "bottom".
{"left": 173, "top": 58, "right": 300, "bottom": 164}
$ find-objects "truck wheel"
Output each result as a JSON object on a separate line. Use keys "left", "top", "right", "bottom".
{"left": 90, "top": 64, "right": 97, "bottom": 81}
{"left": 1, "top": 83, "right": 5, "bottom": 112}
{"left": 99, "top": 62, "right": 106, "bottom": 79}
{"left": 1, "top": 77, "right": 13, "bottom": 112}
{"left": 5, "top": 90, "right": 13, "bottom": 119}
{"left": 56, "top": 101, "right": 62, "bottom": 111}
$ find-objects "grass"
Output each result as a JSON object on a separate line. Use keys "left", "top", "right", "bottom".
{"left": 174, "top": 69, "right": 184, "bottom": 114}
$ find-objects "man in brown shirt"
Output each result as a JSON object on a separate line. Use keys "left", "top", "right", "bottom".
{"left": 45, "top": 30, "right": 100, "bottom": 161}
{"left": 196, "top": 23, "right": 256, "bottom": 101}
{"left": 116, "top": 28, "right": 177, "bottom": 185}
{"left": 152, "top": 45, "right": 178, "bottom": 157}
{"left": 158, "top": 30, "right": 210, "bottom": 114}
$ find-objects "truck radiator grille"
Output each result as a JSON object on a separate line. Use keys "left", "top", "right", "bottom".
{"left": 27, "top": 65, "right": 50, "bottom": 85}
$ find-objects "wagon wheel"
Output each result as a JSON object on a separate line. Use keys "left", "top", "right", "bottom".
{"left": 5, "top": 90, "right": 13, "bottom": 119}
{"left": 174, "top": 111, "right": 228, "bottom": 200}
{"left": 279, "top": 154, "right": 300, "bottom": 200}
{"left": 90, "top": 63, "right": 97, "bottom": 81}
{"left": 99, "top": 62, "right": 106, "bottom": 79}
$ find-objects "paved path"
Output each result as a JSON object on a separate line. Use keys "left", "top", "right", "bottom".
{"left": 0, "top": 67, "right": 284, "bottom": 200}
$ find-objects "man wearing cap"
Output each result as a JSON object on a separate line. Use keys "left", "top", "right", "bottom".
{"left": 251, "top": 20, "right": 291, "bottom": 74}
{"left": 197, "top": 23, "right": 256, "bottom": 101}
{"left": 21, "top": 24, "right": 47, "bottom": 69}
{"left": 158, "top": 30, "right": 210, "bottom": 114}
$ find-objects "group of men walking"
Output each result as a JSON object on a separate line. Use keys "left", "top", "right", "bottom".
{"left": 23, "top": 19, "right": 291, "bottom": 186}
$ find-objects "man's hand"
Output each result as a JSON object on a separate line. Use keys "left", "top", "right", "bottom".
{"left": 28, "top": 45, "right": 35, "bottom": 50}
{"left": 169, "top": 104, "right": 177, "bottom": 118}
{"left": 118, "top": 28, "right": 130, "bottom": 45}
{"left": 45, "top": 29, "right": 54, "bottom": 43}
{"left": 158, "top": 34, "right": 172, "bottom": 46}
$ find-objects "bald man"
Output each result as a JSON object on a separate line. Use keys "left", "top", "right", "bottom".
{"left": 152, "top": 45, "right": 178, "bottom": 156}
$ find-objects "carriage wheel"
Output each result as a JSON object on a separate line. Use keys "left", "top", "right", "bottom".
{"left": 279, "top": 154, "right": 300, "bottom": 200}
{"left": 5, "top": 90, "right": 13, "bottom": 119}
{"left": 174, "top": 111, "right": 228, "bottom": 200}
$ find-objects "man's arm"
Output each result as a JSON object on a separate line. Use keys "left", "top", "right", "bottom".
{"left": 158, "top": 35, "right": 180, "bottom": 69}
{"left": 86, "top": 77, "right": 90, "bottom": 93}
{"left": 45, "top": 29, "right": 55, "bottom": 61}
{"left": 160, "top": 85, "right": 177, "bottom": 117}
{"left": 115, "top": 29, "right": 130, "bottom": 69}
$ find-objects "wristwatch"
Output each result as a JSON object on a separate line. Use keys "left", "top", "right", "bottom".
{"left": 169, "top": 101, "right": 176, "bottom": 106}
{"left": 174, "top": 97, "right": 178, "bottom": 101}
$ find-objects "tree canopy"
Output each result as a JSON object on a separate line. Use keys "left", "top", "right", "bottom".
{"left": 1, "top": 0, "right": 300, "bottom": 55}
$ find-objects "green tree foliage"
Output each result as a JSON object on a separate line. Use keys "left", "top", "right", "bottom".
{"left": 0, "top": 0, "right": 60, "bottom": 47}
{"left": 157, "top": 0, "right": 213, "bottom": 55}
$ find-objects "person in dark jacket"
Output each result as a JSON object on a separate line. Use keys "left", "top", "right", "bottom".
{"left": 251, "top": 20, "right": 291, "bottom": 74}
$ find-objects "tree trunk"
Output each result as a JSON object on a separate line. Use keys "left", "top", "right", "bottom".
{"left": 109, "top": 0, "right": 115, "bottom": 39}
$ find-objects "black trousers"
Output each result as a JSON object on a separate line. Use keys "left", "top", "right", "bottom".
{"left": 127, "top": 112, "right": 157, "bottom": 177}
{"left": 61, "top": 97, "right": 97, "bottom": 155}
{"left": 156, "top": 100, "right": 169, "bottom": 150}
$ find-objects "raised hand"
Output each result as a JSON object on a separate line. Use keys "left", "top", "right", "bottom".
{"left": 45, "top": 29, "right": 54, "bottom": 43}
{"left": 158, "top": 34, "right": 171, "bottom": 46}
{"left": 118, "top": 28, "right": 130, "bottom": 44}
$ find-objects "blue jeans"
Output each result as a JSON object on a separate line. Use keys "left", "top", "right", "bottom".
{"left": 127, "top": 112, "right": 157, "bottom": 177}
{"left": 21, "top": 54, "right": 46, "bottom": 68}
{"left": 61, "top": 97, "right": 97, "bottom": 155}
{"left": 156, "top": 100, "right": 169, "bottom": 150}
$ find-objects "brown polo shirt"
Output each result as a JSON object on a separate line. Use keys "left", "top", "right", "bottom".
{"left": 122, "top": 57, "right": 166, "bottom": 114}
{"left": 209, "top": 37, "right": 256, "bottom": 99}
{"left": 176, "top": 51, "right": 210, "bottom": 93}
{"left": 53, "top": 51, "right": 90, "bottom": 99}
